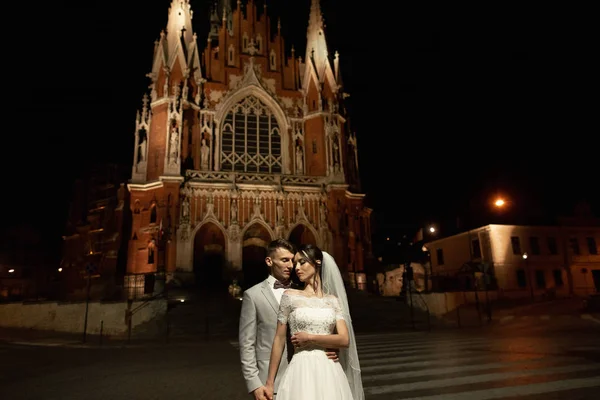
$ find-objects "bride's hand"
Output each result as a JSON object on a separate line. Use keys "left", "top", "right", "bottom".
{"left": 291, "top": 332, "right": 312, "bottom": 348}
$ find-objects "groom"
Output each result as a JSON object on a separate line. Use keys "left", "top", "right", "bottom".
{"left": 239, "top": 238, "right": 296, "bottom": 400}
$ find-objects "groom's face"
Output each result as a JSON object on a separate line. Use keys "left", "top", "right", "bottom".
{"left": 266, "top": 247, "right": 294, "bottom": 283}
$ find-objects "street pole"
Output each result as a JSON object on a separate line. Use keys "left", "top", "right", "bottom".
{"left": 82, "top": 270, "right": 91, "bottom": 343}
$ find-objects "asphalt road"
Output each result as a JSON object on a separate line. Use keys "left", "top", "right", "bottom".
{"left": 1, "top": 319, "right": 599, "bottom": 400}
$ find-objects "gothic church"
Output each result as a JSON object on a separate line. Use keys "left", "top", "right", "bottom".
{"left": 127, "top": 0, "right": 372, "bottom": 293}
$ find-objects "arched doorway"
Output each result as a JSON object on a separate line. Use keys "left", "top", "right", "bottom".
{"left": 193, "top": 223, "right": 227, "bottom": 292}
{"left": 242, "top": 223, "right": 272, "bottom": 290}
{"left": 288, "top": 224, "right": 317, "bottom": 249}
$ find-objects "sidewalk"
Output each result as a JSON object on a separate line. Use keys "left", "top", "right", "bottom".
{"left": 439, "top": 297, "right": 600, "bottom": 327}
{"left": 0, "top": 326, "right": 163, "bottom": 348}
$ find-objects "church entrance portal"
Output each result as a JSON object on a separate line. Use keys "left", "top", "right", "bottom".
{"left": 241, "top": 224, "right": 272, "bottom": 290}
{"left": 193, "top": 223, "right": 227, "bottom": 292}
{"left": 288, "top": 224, "right": 316, "bottom": 249}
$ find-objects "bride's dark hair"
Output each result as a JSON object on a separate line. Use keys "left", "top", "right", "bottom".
{"left": 297, "top": 244, "right": 323, "bottom": 293}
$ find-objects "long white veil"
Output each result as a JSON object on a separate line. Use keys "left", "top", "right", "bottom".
{"left": 321, "top": 251, "right": 364, "bottom": 400}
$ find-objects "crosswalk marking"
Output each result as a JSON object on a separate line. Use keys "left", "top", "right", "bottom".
{"left": 364, "top": 363, "right": 600, "bottom": 396}
{"left": 230, "top": 331, "right": 600, "bottom": 398}
{"left": 355, "top": 332, "right": 600, "bottom": 399}
{"left": 399, "top": 377, "right": 600, "bottom": 400}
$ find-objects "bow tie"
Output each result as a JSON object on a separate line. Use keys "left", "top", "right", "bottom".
{"left": 273, "top": 280, "right": 291, "bottom": 289}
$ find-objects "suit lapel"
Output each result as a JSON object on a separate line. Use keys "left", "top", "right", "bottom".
{"left": 261, "top": 279, "right": 279, "bottom": 314}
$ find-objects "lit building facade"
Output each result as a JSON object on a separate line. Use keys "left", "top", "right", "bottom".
{"left": 126, "top": 1, "right": 372, "bottom": 292}
{"left": 425, "top": 224, "right": 600, "bottom": 298}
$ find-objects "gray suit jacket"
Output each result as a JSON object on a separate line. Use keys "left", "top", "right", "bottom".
{"left": 239, "top": 278, "right": 290, "bottom": 394}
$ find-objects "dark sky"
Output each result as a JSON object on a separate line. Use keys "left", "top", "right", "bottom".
{"left": 7, "top": 1, "right": 597, "bottom": 259}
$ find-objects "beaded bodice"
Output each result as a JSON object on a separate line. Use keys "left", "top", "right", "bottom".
{"left": 276, "top": 290, "right": 344, "bottom": 336}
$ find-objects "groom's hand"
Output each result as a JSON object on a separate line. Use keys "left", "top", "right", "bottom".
{"left": 252, "top": 385, "right": 268, "bottom": 400}
{"left": 325, "top": 348, "right": 339, "bottom": 362}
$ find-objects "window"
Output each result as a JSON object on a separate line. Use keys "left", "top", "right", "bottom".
{"left": 516, "top": 269, "right": 527, "bottom": 288}
{"left": 436, "top": 248, "right": 444, "bottom": 266}
{"left": 529, "top": 236, "right": 540, "bottom": 255}
{"left": 124, "top": 274, "right": 145, "bottom": 299}
{"left": 472, "top": 239, "right": 481, "bottom": 258}
{"left": 150, "top": 205, "right": 157, "bottom": 223}
{"left": 312, "top": 139, "right": 317, "bottom": 154}
{"left": 547, "top": 237, "right": 558, "bottom": 255}
{"left": 242, "top": 33, "right": 248, "bottom": 52}
{"left": 553, "top": 269, "right": 564, "bottom": 286}
{"left": 221, "top": 96, "right": 282, "bottom": 173}
{"left": 511, "top": 236, "right": 521, "bottom": 255}
{"left": 270, "top": 49, "right": 276, "bottom": 70}
{"left": 256, "top": 34, "right": 262, "bottom": 52}
{"left": 587, "top": 237, "right": 598, "bottom": 255}
{"left": 148, "top": 247, "right": 155, "bottom": 264}
{"left": 569, "top": 238, "right": 580, "bottom": 255}
{"left": 535, "top": 270, "right": 546, "bottom": 288}
{"left": 228, "top": 44, "right": 235, "bottom": 66}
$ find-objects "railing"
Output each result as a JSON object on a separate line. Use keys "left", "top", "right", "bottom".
{"left": 125, "top": 289, "right": 167, "bottom": 343}
{"left": 186, "top": 170, "right": 325, "bottom": 186}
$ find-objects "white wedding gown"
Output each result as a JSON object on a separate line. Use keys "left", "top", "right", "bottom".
{"left": 275, "top": 290, "right": 354, "bottom": 400}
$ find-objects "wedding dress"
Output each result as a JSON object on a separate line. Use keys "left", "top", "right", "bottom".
{"left": 275, "top": 290, "right": 355, "bottom": 400}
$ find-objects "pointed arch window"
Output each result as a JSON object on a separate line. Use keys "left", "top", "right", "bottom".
{"left": 242, "top": 32, "right": 249, "bottom": 52}
{"left": 256, "top": 34, "right": 263, "bottom": 52}
{"left": 150, "top": 204, "right": 157, "bottom": 223}
{"left": 270, "top": 49, "right": 277, "bottom": 71}
{"left": 228, "top": 44, "right": 235, "bottom": 66}
{"left": 221, "top": 96, "right": 282, "bottom": 174}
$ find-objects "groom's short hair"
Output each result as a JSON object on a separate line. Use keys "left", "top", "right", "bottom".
{"left": 267, "top": 238, "right": 296, "bottom": 257}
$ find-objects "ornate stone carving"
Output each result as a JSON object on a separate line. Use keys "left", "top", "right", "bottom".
{"left": 230, "top": 198, "right": 238, "bottom": 225}
{"left": 228, "top": 223, "right": 241, "bottom": 242}
{"left": 181, "top": 197, "right": 190, "bottom": 224}
{"left": 209, "top": 89, "right": 224, "bottom": 103}
{"left": 252, "top": 199, "right": 262, "bottom": 219}
{"left": 200, "top": 138, "right": 210, "bottom": 170}
{"left": 276, "top": 199, "right": 285, "bottom": 226}
{"left": 295, "top": 145, "right": 304, "bottom": 175}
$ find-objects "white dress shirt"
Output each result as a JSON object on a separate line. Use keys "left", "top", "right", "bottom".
{"left": 267, "top": 274, "right": 287, "bottom": 305}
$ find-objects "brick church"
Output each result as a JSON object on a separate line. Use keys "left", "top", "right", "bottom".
{"left": 126, "top": 0, "right": 372, "bottom": 295}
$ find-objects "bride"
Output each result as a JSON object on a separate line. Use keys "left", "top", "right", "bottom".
{"left": 265, "top": 244, "right": 364, "bottom": 400}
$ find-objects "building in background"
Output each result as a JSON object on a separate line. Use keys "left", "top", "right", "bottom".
{"left": 425, "top": 223, "right": 600, "bottom": 299}
{"left": 126, "top": 0, "right": 372, "bottom": 294}
{"left": 60, "top": 164, "right": 131, "bottom": 301}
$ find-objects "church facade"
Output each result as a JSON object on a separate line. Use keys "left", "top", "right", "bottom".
{"left": 126, "top": 0, "right": 372, "bottom": 293}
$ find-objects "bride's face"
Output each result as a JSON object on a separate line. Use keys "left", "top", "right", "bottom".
{"left": 293, "top": 253, "right": 316, "bottom": 283}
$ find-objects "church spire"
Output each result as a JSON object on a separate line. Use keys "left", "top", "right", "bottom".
{"left": 166, "top": 0, "right": 194, "bottom": 51}
{"left": 305, "top": 0, "right": 329, "bottom": 71}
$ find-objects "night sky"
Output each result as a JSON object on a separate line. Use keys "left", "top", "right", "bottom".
{"left": 7, "top": 1, "right": 597, "bottom": 263}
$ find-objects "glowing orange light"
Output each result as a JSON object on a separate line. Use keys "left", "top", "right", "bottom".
{"left": 494, "top": 198, "right": 505, "bottom": 207}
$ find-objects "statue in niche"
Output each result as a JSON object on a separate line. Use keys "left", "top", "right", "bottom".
{"left": 276, "top": 199, "right": 284, "bottom": 225}
{"left": 253, "top": 200, "right": 262, "bottom": 218}
{"left": 332, "top": 138, "right": 340, "bottom": 172}
{"left": 230, "top": 198, "right": 238, "bottom": 224}
{"left": 206, "top": 196, "right": 214, "bottom": 216}
{"left": 295, "top": 145, "right": 303, "bottom": 174}
{"left": 181, "top": 197, "right": 190, "bottom": 220}
{"left": 319, "top": 202, "right": 327, "bottom": 227}
{"left": 169, "top": 122, "right": 179, "bottom": 162}
{"left": 137, "top": 129, "right": 147, "bottom": 163}
{"left": 200, "top": 138, "right": 210, "bottom": 170}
